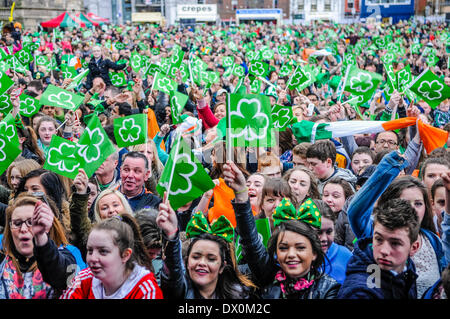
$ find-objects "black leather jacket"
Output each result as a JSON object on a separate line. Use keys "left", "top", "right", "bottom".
{"left": 233, "top": 200, "right": 341, "bottom": 299}
{"left": 160, "top": 231, "right": 253, "bottom": 299}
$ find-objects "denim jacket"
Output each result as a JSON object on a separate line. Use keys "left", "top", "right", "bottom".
{"left": 347, "top": 151, "right": 448, "bottom": 273}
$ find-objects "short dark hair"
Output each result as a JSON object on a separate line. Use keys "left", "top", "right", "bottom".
{"left": 122, "top": 151, "right": 149, "bottom": 170}
{"left": 431, "top": 178, "right": 445, "bottom": 200}
{"left": 351, "top": 146, "right": 375, "bottom": 161}
{"left": 306, "top": 140, "right": 336, "bottom": 165}
{"left": 373, "top": 198, "right": 420, "bottom": 244}
{"left": 323, "top": 177, "right": 355, "bottom": 200}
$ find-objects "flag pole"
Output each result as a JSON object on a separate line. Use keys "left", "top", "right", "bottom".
{"left": 338, "top": 65, "right": 351, "bottom": 102}
{"left": 166, "top": 131, "right": 182, "bottom": 204}
{"left": 226, "top": 93, "right": 233, "bottom": 164}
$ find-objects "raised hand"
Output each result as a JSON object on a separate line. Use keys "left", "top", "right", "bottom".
{"left": 156, "top": 192, "right": 179, "bottom": 240}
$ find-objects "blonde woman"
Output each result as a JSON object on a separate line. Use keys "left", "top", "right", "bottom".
{"left": 69, "top": 169, "right": 134, "bottom": 260}
{"left": 6, "top": 159, "right": 41, "bottom": 200}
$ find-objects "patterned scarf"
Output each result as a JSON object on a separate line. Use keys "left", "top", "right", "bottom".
{"left": 1, "top": 256, "right": 51, "bottom": 299}
{"left": 274, "top": 270, "right": 315, "bottom": 299}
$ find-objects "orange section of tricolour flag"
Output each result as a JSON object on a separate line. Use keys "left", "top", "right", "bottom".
{"left": 147, "top": 108, "right": 165, "bottom": 152}
{"left": 381, "top": 117, "right": 417, "bottom": 132}
{"left": 417, "top": 119, "right": 449, "bottom": 154}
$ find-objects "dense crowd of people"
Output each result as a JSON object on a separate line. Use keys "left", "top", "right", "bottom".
{"left": 0, "top": 18, "right": 449, "bottom": 300}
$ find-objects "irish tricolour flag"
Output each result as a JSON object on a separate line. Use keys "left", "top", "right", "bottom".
{"left": 292, "top": 118, "right": 448, "bottom": 154}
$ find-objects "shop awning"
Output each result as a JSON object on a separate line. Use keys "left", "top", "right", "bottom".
{"left": 40, "top": 12, "right": 86, "bottom": 28}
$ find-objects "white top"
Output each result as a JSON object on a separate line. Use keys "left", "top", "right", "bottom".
{"left": 411, "top": 234, "right": 441, "bottom": 298}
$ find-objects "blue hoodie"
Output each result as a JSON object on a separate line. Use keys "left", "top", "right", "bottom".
{"left": 338, "top": 237, "right": 418, "bottom": 299}
{"left": 323, "top": 242, "right": 352, "bottom": 284}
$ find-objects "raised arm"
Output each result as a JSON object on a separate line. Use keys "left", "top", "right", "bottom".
{"left": 223, "top": 161, "right": 276, "bottom": 287}
{"left": 347, "top": 151, "right": 409, "bottom": 239}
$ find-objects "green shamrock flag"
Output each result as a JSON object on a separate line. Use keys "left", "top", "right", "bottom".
{"left": 0, "top": 113, "right": 19, "bottom": 146}
{"left": 156, "top": 136, "right": 215, "bottom": 211}
{"left": 0, "top": 93, "right": 12, "bottom": 114}
{"left": 248, "top": 61, "right": 269, "bottom": 78}
{"left": 381, "top": 50, "right": 397, "bottom": 64}
{"left": 113, "top": 113, "right": 148, "bottom": 148}
{"left": 0, "top": 60, "right": 10, "bottom": 73}
{"left": 222, "top": 56, "right": 234, "bottom": 68}
{"left": 0, "top": 115, "right": 21, "bottom": 175}
{"left": 426, "top": 53, "right": 439, "bottom": 67}
{"left": 406, "top": 68, "right": 450, "bottom": 109}
{"left": 279, "top": 63, "right": 293, "bottom": 78}
{"left": 15, "top": 48, "right": 32, "bottom": 65}
{"left": 343, "top": 64, "right": 382, "bottom": 103}
{"left": 43, "top": 135, "right": 81, "bottom": 179}
{"left": 40, "top": 85, "right": 84, "bottom": 111}
{"left": 410, "top": 42, "right": 422, "bottom": 55}
{"left": 396, "top": 65, "right": 412, "bottom": 94}
{"left": 250, "top": 78, "right": 262, "bottom": 94}
{"left": 170, "top": 91, "right": 188, "bottom": 124}
{"left": 229, "top": 63, "right": 245, "bottom": 78}
{"left": 66, "top": 69, "right": 90, "bottom": 90}
{"left": 152, "top": 72, "right": 177, "bottom": 95}
{"left": 109, "top": 72, "right": 127, "bottom": 87}
{"left": 271, "top": 104, "right": 297, "bottom": 131}
{"left": 145, "top": 63, "right": 161, "bottom": 77}
{"left": 60, "top": 65, "right": 78, "bottom": 80}
{"left": 261, "top": 48, "right": 274, "bottom": 60}
{"left": 76, "top": 115, "right": 116, "bottom": 178}
{"left": 19, "top": 93, "right": 41, "bottom": 117}
{"left": 226, "top": 93, "right": 274, "bottom": 147}
{"left": 277, "top": 44, "right": 290, "bottom": 56}
{"left": 0, "top": 71, "right": 14, "bottom": 95}
{"left": 287, "top": 66, "right": 310, "bottom": 90}
{"left": 130, "top": 51, "right": 143, "bottom": 72}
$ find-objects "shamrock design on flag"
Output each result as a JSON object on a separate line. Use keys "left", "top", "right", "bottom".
{"left": 279, "top": 65, "right": 292, "bottom": 77}
{"left": 222, "top": 56, "right": 233, "bottom": 68}
{"left": 48, "top": 92, "right": 75, "bottom": 109}
{"left": 273, "top": 108, "right": 292, "bottom": 130}
{"left": 0, "top": 60, "right": 8, "bottom": 72}
{"left": 246, "top": 51, "right": 257, "bottom": 61}
{"left": 417, "top": 80, "right": 444, "bottom": 100}
{"left": 77, "top": 127, "right": 105, "bottom": 163}
{"left": 350, "top": 73, "right": 373, "bottom": 93}
{"left": 375, "top": 38, "right": 385, "bottom": 48}
{"left": 19, "top": 97, "right": 38, "bottom": 116}
{"left": 131, "top": 54, "right": 142, "bottom": 69}
{"left": 118, "top": 118, "right": 141, "bottom": 143}
{"left": 250, "top": 79, "right": 261, "bottom": 94}
{"left": 0, "top": 137, "right": 7, "bottom": 162}
{"left": 161, "top": 152, "right": 198, "bottom": 196}
{"left": 0, "top": 122, "right": 16, "bottom": 143}
{"left": 36, "top": 56, "right": 47, "bottom": 65}
{"left": 229, "top": 98, "right": 270, "bottom": 142}
{"left": 47, "top": 141, "right": 80, "bottom": 173}
{"left": 278, "top": 46, "right": 289, "bottom": 55}
{"left": 0, "top": 94, "right": 11, "bottom": 112}
{"left": 397, "top": 69, "right": 411, "bottom": 87}
{"left": 290, "top": 70, "right": 305, "bottom": 87}
{"left": 382, "top": 52, "right": 395, "bottom": 64}
{"left": 157, "top": 78, "right": 175, "bottom": 92}
{"left": 111, "top": 73, "right": 126, "bottom": 86}
{"left": 233, "top": 65, "right": 245, "bottom": 77}
{"left": 18, "top": 51, "right": 30, "bottom": 63}
{"left": 262, "top": 50, "right": 274, "bottom": 60}
{"left": 250, "top": 62, "right": 265, "bottom": 76}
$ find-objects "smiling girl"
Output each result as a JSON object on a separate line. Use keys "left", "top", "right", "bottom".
{"left": 61, "top": 214, "right": 163, "bottom": 299}
{"left": 156, "top": 193, "right": 256, "bottom": 299}
{"left": 223, "top": 161, "right": 341, "bottom": 299}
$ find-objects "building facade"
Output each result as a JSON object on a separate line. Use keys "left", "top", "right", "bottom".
{"left": 0, "top": 0, "right": 84, "bottom": 29}
{"left": 360, "top": 0, "right": 415, "bottom": 24}
{"left": 291, "top": 0, "right": 345, "bottom": 24}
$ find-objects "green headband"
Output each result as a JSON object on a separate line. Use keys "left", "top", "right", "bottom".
{"left": 185, "top": 211, "right": 234, "bottom": 243}
{"left": 272, "top": 198, "right": 322, "bottom": 228}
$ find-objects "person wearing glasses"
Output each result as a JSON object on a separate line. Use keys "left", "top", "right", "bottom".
{"left": 0, "top": 194, "right": 79, "bottom": 299}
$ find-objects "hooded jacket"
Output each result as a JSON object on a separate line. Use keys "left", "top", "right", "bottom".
{"left": 338, "top": 237, "right": 418, "bottom": 299}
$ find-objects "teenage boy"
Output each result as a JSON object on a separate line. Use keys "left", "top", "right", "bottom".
{"left": 306, "top": 140, "right": 357, "bottom": 194}
{"left": 338, "top": 198, "right": 420, "bottom": 299}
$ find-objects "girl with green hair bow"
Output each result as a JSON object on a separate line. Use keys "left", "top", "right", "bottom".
{"left": 156, "top": 192, "right": 257, "bottom": 299}
{"left": 223, "top": 161, "right": 341, "bottom": 299}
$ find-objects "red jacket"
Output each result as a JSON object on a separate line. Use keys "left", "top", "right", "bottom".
{"left": 60, "top": 267, "right": 163, "bottom": 299}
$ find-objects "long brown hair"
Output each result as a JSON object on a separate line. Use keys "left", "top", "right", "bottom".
{"left": 2, "top": 194, "right": 68, "bottom": 276}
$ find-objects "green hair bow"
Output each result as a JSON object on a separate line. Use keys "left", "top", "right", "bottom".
{"left": 272, "top": 198, "right": 322, "bottom": 229}
{"left": 185, "top": 212, "right": 235, "bottom": 243}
